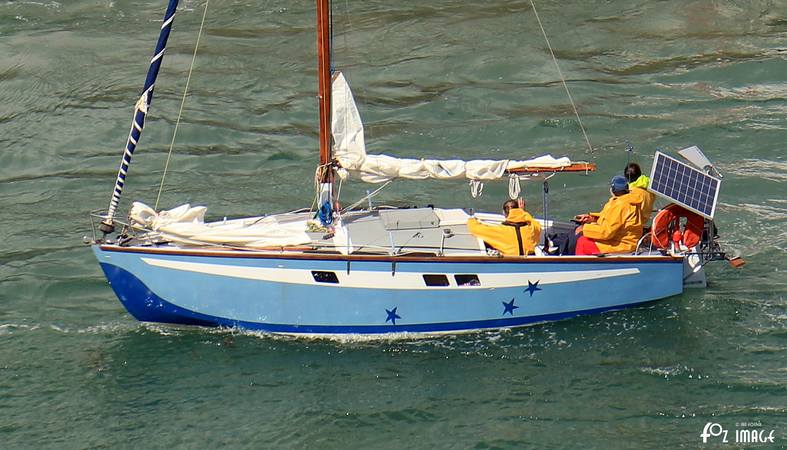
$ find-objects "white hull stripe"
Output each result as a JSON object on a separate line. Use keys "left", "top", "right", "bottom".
{"left": 141, "top": 258, "right": 640, "bottom": 290}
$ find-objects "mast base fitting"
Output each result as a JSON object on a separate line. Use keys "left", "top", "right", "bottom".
{"left": 99, "top": 221, "right": 116, "bottom": 234}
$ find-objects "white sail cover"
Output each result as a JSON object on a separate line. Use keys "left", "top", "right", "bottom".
{"left": 128, "top": 202, "right": 311, "bottom": 248}
{"left": 331, "top": 72, "right": 573, "bottom": 183}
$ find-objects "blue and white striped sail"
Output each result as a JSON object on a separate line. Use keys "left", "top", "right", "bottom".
{"left": 103, "top": 0, "right": 180, "bottom": 227}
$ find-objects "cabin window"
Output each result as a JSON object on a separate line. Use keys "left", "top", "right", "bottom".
{"left": 312, "top": 271, "right": 339, "bottom": 284}
{"left": 423, "top": 274, "right": 450, "bottom": 287}
{"left": 455, "top": 274, "right": 480, "bottom": 286}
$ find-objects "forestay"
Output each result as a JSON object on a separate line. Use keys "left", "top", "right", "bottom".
{"left": 330, "top": 72, "right": 574, "bottom": 183}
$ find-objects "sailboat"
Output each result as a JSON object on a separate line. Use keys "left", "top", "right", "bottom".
{"left": 89, "top": 0, "right": 736, "bottom": 335}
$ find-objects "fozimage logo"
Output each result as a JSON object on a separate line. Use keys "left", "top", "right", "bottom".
{"left": 701, "top": 422, "right": 776, "bottom": 444}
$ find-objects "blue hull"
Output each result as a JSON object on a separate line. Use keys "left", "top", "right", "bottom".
{"left": 93, "top": 245, "right": 684, "bottom": 335}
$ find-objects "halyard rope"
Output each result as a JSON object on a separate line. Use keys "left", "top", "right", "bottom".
{"left": 528, "top": 0, "right": 594, "bottom": 154}
{"left": 155, "top": 0, "right": 210, "bottom": 210}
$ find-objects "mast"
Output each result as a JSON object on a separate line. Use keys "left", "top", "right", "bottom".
{"left": 315, "top": 0, "right": 335, "bottom": 225}
{"left": 100, "top": 0, "right": 181, "bottom": 234}
{"left": 316, "top": 0, "right": 332, "bottom": 184}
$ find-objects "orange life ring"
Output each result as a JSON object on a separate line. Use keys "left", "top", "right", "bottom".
{"left": 651, "top": 203, "right": 705, "bottom": 249}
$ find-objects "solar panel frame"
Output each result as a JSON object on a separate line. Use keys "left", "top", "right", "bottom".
{"left": 647, "top": 151, "right": 721, "bottom": 219}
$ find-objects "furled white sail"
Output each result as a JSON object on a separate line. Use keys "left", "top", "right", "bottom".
{"left": 330, "top": 72, "right": 573, "bottom": 183}
{"left": 128, "top": 202, "right": 311, "bottom": 248}
{"left": 331, "top": 71, "right": 367, "bottom": 171}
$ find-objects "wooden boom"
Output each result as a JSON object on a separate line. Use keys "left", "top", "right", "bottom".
{"left": 506, "top": 162, "right": 596, "bottom": 174}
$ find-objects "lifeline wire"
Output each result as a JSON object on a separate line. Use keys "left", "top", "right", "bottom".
{"left": 528, "top": 0, "right": 594, "bottom": 154}
{"left": 155, "top": 0, "right": 210, "bottom": 210}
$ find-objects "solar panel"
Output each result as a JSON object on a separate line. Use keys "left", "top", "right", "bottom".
{"left": 648, "top": 151, "right": 721, "bottom": 219}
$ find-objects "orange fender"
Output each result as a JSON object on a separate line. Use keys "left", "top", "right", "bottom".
{"left": 651, "top": 203, "right": 705, "bottom": 249}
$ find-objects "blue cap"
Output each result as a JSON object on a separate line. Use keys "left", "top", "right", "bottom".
{"left": 610, "top": 175, "right": 629, "bottom": 192}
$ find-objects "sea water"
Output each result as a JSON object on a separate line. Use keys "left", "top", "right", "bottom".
{"left": 0, "top": 0, "right": 785, "bottom": 447}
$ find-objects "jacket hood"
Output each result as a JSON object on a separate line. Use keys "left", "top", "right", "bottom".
{"left": 505, "top": 208, "right": 534, "bottom": 223}
{"left": 629, "top": 174, "right": 650, "bottom": 189}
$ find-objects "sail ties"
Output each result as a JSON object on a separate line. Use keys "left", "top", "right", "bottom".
{"left": 469, "top": 180, "right": 484, "bottom": 198}
{"left": 100, "top": 0, "right": 180, "bottom": 234}
{"left": 135, "top": 92, "right": 150, "bottom": 114}
{"left": 508, "top": 174, "right": 523, "bottom": 199}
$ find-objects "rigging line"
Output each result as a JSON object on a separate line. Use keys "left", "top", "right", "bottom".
{"left": 310, "top": 162, "right": 332, "bottom": 218}
{"left": 335, "top": 173, "right": 343, "bottom": 204}
{"left": 154, "top": 0, "right": 210, "bottom": 210}
{"left": 528, "top": 0, "right": 594, "bottom": 154}
{"left": 341, "top": 180, "right": 392, "bottom": 213}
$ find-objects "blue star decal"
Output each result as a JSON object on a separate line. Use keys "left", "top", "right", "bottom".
{"left": 524, "top": 280, "right": 542, "bottom": 297}
{"left": 385, "top": 307, "right": 401, "bottom": 325}
{"left": 502, "top": 298, "right": 519, "bottom": 316}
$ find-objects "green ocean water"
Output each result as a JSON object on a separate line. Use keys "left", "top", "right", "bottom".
{"left": 1, "top": 0, "right": 786, "bottom": 448}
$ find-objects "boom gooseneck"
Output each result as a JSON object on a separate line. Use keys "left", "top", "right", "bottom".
{"left": 100, "top": 0, "right": 180, "bottom": 234}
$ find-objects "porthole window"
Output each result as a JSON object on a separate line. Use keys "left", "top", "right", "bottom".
{"left": 312, "top": 271, "right": 339, "bottom": 284}
{"left": 455, "top": 274, "right": 480, "bottom": 286}
{"left": 423, "top": 274, "right": 450, "bottom": 286}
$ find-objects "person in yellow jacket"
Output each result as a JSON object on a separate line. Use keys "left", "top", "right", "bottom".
{"left": 573, "top": 176, "right": 644, "bottom": 255}
{"left": 467, "top": 199, "right": 542, "bottom": 256}
{"left": 624, "top": 163, "right": 655, "bottom": 224}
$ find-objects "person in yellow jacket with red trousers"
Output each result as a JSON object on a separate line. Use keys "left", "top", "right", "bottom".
{"left": 573, "top": 175, "right": 644, "bottom": 255}
{"left": 467, "top": 199, "right": 542, "bottom": 256}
